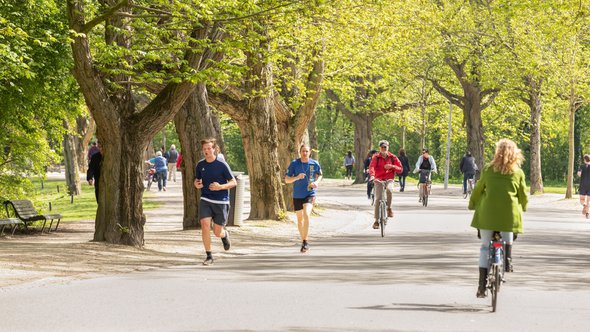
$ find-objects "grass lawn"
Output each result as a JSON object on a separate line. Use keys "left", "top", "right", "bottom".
{"left": 28, "top": 178, "right": 160, "bottom": 222}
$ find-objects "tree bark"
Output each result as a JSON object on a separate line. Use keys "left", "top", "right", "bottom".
{"left": 523, "top": 76, "right": 544, "bottom": 195}
{"left": 307, "top": 113, "right": 319, "bottom": 161}
{"left": 74, "top": 114, "right": 95, "bottom": 172}
{"left": 174, "top": 83, "right": 224, "bottom": 229}
{"left": 566, "top": 101, "right": 576, "bottom": 199}
{"left": 63, "top": 121, "right": 81, "bottom": 196}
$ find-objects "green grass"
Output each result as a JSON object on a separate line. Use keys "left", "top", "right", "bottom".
{"left": 27, "top": 178, "right": 160, "bottom": 222}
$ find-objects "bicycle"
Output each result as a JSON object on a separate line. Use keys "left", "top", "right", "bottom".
{"left": 373, "top": 178, "right": 393, "bottom": 237}
{"left": 418, "top": 170, "right": 431, "bottom": 207}
{"left": 463, "top": 177, "right": 475, "bottom": 199}
{"left": 486, "top": 231, "right": 505, "bottom": 312}
{"left": 144, "top": 162, "right": 156, "bottom": 191}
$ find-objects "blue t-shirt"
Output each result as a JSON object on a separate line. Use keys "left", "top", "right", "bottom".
{"left": 149, "top": 156, "right": 168, "bottom": 172}
{"left": 195, "top": 158, "right": 234, "bottom": 204}
{"left": 286, "top": 158, "right": 322, "bottom": 199}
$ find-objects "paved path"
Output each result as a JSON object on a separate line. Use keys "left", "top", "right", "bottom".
{"left": 1, "top": 177, "right": 590, "bottom": 331}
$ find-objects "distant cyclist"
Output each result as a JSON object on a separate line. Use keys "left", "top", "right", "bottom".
{"left": 369, "top": 140, "right": 402, "bottom": 229}
{"left": 413, "top": 148, "right": 437, "bottom": 202}
{"left": 460, "top": 151, "right": 478, "bottom": 195}
{"left": 469, "top": 139, "right": 528, "bottom": 298}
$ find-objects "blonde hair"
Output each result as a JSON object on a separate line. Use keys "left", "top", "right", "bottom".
{"left": 490, "top": 139, "right": 524, "bottom": 174}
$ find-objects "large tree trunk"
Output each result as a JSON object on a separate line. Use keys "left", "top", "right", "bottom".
{"left": 463, "top": 89, "right": 486, "bottom": 172}
{"left": 524, "top": 76, "right": 544, "bottom": 195}
{"left": 175, "top": 83, "right": 224, "bottom": 229}
{"left": 63, "top": 121, "right": 81, "bottom": 196}
{"left": 94, "top": 123, "right": 147, "bottom": 245}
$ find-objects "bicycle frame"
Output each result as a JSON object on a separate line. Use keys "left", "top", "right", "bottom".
{"left": 373, "top": 179, "right": 393, "bottom": 237}
{"left": 418, "top": 170, "right": 431, "bottom": 206}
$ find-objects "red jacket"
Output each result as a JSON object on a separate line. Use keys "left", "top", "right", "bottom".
{"left": 369, "top": 152, "right": 403, "bottom": 180}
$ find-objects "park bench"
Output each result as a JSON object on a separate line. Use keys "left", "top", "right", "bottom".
{"left": 0, "top": 218, "right": 22, "bottom": 236}
{"left": 3, "top": 199, "right": 62, "bottom": 233}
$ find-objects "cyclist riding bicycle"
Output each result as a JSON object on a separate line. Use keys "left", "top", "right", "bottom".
{"left": 413, "top": 148, "right": 437, "bottom": 202}
{"left": 460, "top": 151, "right": 478, "bottom": 195}
{"left": 469, "top": 139, "right": 528, "bottom": 298}
{"left": 369, "top": 140, "right": 402, "bottom": 229}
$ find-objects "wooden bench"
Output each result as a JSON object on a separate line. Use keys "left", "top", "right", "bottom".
{"left": 0, "top": 218, "right": 22, "bottom": 236}
{"left": 3, "top": 200, "right": 62, "bottom": 233}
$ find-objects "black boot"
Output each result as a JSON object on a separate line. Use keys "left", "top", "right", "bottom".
{"left": 505, "top": 244, "right": 513, "bottom": 272}
{"left": 476, "top": 267, "right": 488, "bottom": 298}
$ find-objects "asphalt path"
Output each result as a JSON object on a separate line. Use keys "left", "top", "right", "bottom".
{"left": 1, "top": 179, "right": 589, "bottom": 331}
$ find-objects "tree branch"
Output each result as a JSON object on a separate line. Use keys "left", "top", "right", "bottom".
{"left": 81, "top": 0, "right": 129, "bottom": 34}
{"left": 428, "top": 78, "right": 464, "bottom": 108}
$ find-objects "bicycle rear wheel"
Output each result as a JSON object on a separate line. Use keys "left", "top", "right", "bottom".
{"left": 491, "top": 265, "right": 499, "bottom": 312}
{"left": 423, "top": 193, "right": 428, "bottom": 207}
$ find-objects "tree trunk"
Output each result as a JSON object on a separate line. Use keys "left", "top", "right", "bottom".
{"left": 566, "top": 103, "right": 576, "bottom": 199}
{"left": 174, "top": 83, "right": 224, "bottom": 229}
{"left": 242, "top": 95, "right": 286, "bottom": 219}
{"left": 63, "top": 121, "right": 81, "bottom": 196}
{"left": 524, "top": 76, "right": 544, "bottom": 195}
{"left": 463, "top": 90, "right": 486, "bottom": 172}
{"left": 74, "top": 114, "right": 95, "bottom": 172}
{"left": 350, "top": 113, "right": 374, "bottom": 184}
{"left": 308, "top": 113, "right": 319, "bottom": 161}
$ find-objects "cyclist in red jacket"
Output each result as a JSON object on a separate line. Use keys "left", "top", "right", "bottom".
{"left": 369, "top": 140, "right": 402, "bottom": 229}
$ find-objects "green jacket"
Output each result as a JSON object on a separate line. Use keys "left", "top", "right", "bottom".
{"left": 469, "top": 165, "right": 528, "bottom": 234}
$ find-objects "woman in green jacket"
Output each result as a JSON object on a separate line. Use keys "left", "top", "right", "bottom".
{"left": 469, "top": 139, "right": 528, "bottom": 298}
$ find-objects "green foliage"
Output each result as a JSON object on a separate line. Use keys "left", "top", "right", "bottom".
{"left": 0, "top": 0, "right": 82, "bottom": 198}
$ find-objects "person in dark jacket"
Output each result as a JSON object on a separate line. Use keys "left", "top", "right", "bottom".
{"left": 87, "top": 143, "right": 102, "bottom": 203}
{"left": 364, "top": 149, "right": 377, "bottom": 199}
{"left": 460, "top": 151, "right": 478, "bottom": 194}
{"left": 397, "top": 148, "right": 411, "bottom": 192}
{"left": 577, "top": 154, "right": 590, "bottom": 218}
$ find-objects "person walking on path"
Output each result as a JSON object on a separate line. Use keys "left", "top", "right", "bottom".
{"left": 285, "top": 144, "right": 323, "bottom": 253}
{"left": 460, "top": 151, "right": 478, "bottom": 194}
{"left": 364, "top": 149, "right": 377, "bottom": 199}
{"left": 469, "top": 139, "right": 528, "bottom": 298}
{"left": 369, "top": 140, "right": 402, "bottom": 229}
{"left": 577, "top": 154, "right": 590, "bottom": 218}
{"left": 87, "top": 143, "right": 102, "bottom": 203}
{"left": 397, "top": 148, "right": 411, "bottom": 192}
{"left": 343, "top": 151, "right": 355, "bottom": 180}
{"left": 194, "top": 138, "right": 236, "bottom": 266}
{"left": 147, "top": 151, "right": 168, "bottom": 192}
{"left": 167, "top": 145, "right": 179, "bottom": 182}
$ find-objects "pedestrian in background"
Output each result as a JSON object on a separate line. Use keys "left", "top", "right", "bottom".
{"left": 577, "top": 154, "right": 590, "bottom": 218}
{"left": 397, "top": 148, "right": 410, "bottom": 192}
{"left": 167, "top": 144, "right": 179, "bottom": 182}
{"left": 343, "top": 151, "right": 355, "bottom": 180}
{"left": 147, "top": 151, "right": 168, "bottom": 192}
